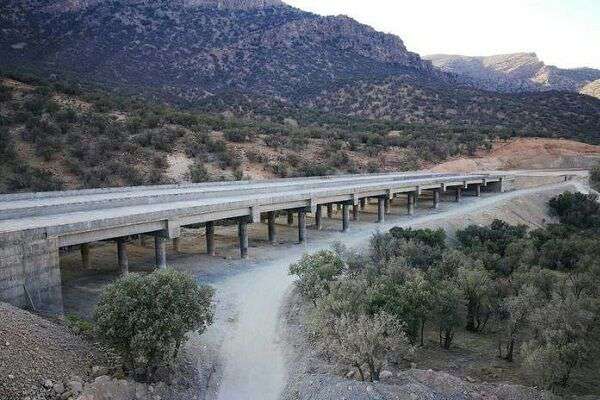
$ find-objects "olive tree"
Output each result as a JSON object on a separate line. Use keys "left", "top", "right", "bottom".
{"left": 431, "top": 280, "right": 463, "bottom": 349}
{"left": 94, "top": 269, "right": 214, "bottom": 381}
{"left": 314, "top": 311, "right": 414, "bottom": 382}
{"left": 457, "top": 265, "right": 494, "bottom": 332}
{"left": 497, "top": 286, "right": 539, "bottom": 362}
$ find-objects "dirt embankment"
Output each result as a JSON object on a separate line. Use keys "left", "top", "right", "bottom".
{"left": 432, "top": 138, "right": 600, "bottom": 172}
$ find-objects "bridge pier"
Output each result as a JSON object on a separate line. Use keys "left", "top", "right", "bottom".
{"left": 287, "top": 211, "right": 294, "bottom": 226}
{"left": 352, "top": 204, "right": 359, "bottom": 221}
{"left": 116, "top": 238, "right": 129, "bottom": 275}
{"left": 342, "top": 204, "right": 350, "bottom": 232}
{"left": 238, "top": 219, "right": 249, "bottom": 259}
{"left": 298, "top": 210, "right": 306, "bottom": 243}
{"left": 315, "top": 205, "right": 323, "bottom": 230}
{"left": 327, "top": 204, "right": 333, "bottom": 218}
{"left": 377, "top": 197, "right": 385, "bottom": 223}
{"left": 474, "top": 183, "right": 482, "bottom": 197}
{"left": 206, "top": 222, "right": 216, "bottom": 256}
{"left": 455, "top": 188, "right": 462, "bottom": 202}
{"left": 384, "top": 198, "right": 390, "bottom": 214}
{"left": 433, "top": 188, "right": 441, "bottom": 209}
{"left": 154, "top": 235, "right": 167, "bottom": 269}
{"left": 172, "top": 238, "right": 180, "bottom": 252}
{"left": 267, "top": 212, "right": 276, "bottom": 243}
{"left": 407, "top": 192, "right": 415, "bottom": 215}
{"left": 360, "top": 198, "right": 366, "bottom": 210}
{"left": 80, "top": 243, "right": 91, "bottom": 269}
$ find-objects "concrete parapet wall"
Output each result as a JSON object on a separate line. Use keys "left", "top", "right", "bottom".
{"left": 0, "top": 230, "right": 63, "bottom": 315}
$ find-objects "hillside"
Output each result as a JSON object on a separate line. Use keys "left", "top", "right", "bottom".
{"left": 425, "top": 53, "right": 600, "bottom": 98}
{"left": 0, "top": 74, "right": 507, "bottom": 193}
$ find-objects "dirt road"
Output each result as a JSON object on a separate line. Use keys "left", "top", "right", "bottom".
{"left": 202, "top": 177, "right": 584, "bottom": 400}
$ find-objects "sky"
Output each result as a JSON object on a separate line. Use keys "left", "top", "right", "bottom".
{"left": 284, "top": 0, "right": 600, "bottom": 69}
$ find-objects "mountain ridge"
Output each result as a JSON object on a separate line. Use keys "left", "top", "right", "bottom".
{"left": 425, "top": 52, "right": 600, "bottom": 97}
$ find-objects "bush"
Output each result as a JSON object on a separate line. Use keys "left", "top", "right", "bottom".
{"left": 94, "top": 269, "right": 214, "bottom": 381}
{"left": 289, "top": 250, "right": 344, "bottom": 305}
{"left": 389, "top": 227, "right": 446, "bottom": 248}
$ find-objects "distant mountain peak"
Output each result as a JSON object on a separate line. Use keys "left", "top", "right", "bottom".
{"left": 184, "top": 0, "right": 285, "bottom": 9}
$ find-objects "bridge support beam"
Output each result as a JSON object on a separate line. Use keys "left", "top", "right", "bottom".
{"left": 327, "top": 204, "right": 333, "bottom": 219}
{"left": 238, "top": 219, "right": 249, "bottom": 259}
{"left": 298, "top": 210, "right": 306, "bottom": 243}
{"left": 315, "top": 205, "right": 323, "bottom": 231}
{"left": 267, "top": 212, "right": 276, "bottom": 244}
{"left": 352, "top": 204, "right": 359, "bottom": 221}
{"left": 360, "top": 198, "right": 366, "bottom": 210}
{"left": 81, "top": 243, "right": 91, "bottom": 269}
{"left": 342, "top": 204, "right": 350, "bottom": 232}
{"left": 433, "top": 189, "right": 441, "bottom": 209}
{"left": 116, "top": 238, "right": 129, "bottom": 275}
{"left": 287, "top": 211, "right": 294, "bottom": 226}
{"left": 384, "top": 198, "right": 390, "bottom": 214}
{"left": 407, "top": 192, "right": 415, "bottom": 215}
{"left": 172, "top": 238, "right": 180, "bottom": 252}
{"left": 475, "top": 184, "right": 482, "bottom": 197}
{"left": 206, "top": 222, "right": 215, "bottom": 256}
{"left": 377, "top": 197, "right": 385, "bottom": 223}
{"left": 154, "top": 235, "right": 167, "bottom": 269}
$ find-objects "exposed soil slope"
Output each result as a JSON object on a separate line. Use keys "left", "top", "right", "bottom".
{"left": 432, "top": 138, "right": 600, "bottom": 172}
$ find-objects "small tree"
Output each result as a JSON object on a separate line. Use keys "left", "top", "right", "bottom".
{"left": 320, "top": 312, "right": 414, "bottom": 382}
{"left": 431, "top": 280, "right": 463, "bottom": 349}
{"left": 289, "top": 250, "right": 344, "bottom": 305}
{"left": 94, "top": 269, "right": 214, "bottom": 381}
{"left": 521, "top": 292, "right": 598, "bottom": 391}
{"left": 457, "top": 265, "right": 494, "bottom": 332}
{"left": 497, "top": 286, "right": 538, "bottom": 362}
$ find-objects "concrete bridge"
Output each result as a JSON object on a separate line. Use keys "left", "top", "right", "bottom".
{"left": 0, "top": 172, "right": 507, "bottom": 315}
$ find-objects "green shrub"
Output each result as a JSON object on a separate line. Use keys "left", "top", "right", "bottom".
{"left": 94, "top": 269, "right": 214, "bottom": 381}
{"left": 290, "top": 250, "right": 344, "bottom": 305}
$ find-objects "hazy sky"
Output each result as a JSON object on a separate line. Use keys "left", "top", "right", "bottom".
{"left": 284, "top": 0, "right": 600, "bottom": 69}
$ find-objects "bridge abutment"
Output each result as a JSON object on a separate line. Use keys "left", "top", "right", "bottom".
{"left": 0, "top": 231, "right": 63, "bottom": 315}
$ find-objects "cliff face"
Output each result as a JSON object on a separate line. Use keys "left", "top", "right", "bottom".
{"left": 425, "top": 53, "right": 600, "bottom": 98}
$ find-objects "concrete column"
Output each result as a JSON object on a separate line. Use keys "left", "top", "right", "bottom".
{"left": 407, "top": 192, "right": 415, "bottom": 215}
{"left": 154, "top": 235, "right": 167, "bottom": 269}
{"left": 413, "top": 192, "right": 418, "bottom": 205}
{"left": 384, "top": 198, "right": 390, "bottom": 214}
{"left": 238, "top": 219, "right": 249, "bottom": 259}
{"left": 80, "top": 243, "right": 91, "bottom": 269}
{"left": 352, "top": 204, "right": 359, "bottom": 221}
{"left": 315, "top": 205, "right": 323, "bottom": 231}
{"left": 267, "top": 211, "right": 276, "bottom": 244}
{"left": 138, "top": 234, "right": 146, "bottom": 247}
{"left": 455, "top": 188, "right": 462, "bottom": 202}
{"left": 206, "top": 222, "right": 215, "bottom": 256}
{"left": 377, "top": 197, "right": 385, "bottom": 223}
{"left": 298, "top": 210, "right": 306, "bottom": 243}
{"left": 342, "top": 204, "right": 350, "bottom": 232}
{"left": 117, "top": 238, "right": 129, "bottom": 275}
{"left": 172, "top": 238, "right": 180, "bottom": 252}
{"left": 360, "top": 198, "right": 366, "bottom": 210}
{"left": 336, "top": 204, "right": 341, "bottom": 213}
{"left": 475, "top": 184, "right": 481, "bottom": 197}
{"left": 327, "top": 204, "right": 333, "bottom": 218}
{"left": 287, "top": 211, "right": 294, "bottom": 226}
{"left": 433, "top": 189, "right": 441, "bottom": 209}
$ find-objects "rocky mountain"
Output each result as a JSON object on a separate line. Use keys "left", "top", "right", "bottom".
{"left": 425, "top": 53, "right": 600, "bottom": 98}
{"left": 0, "top": 0, "right": 437, "bottom": 102}
{"left": 1, "top": 0, "right": 599, "bottom": 136}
